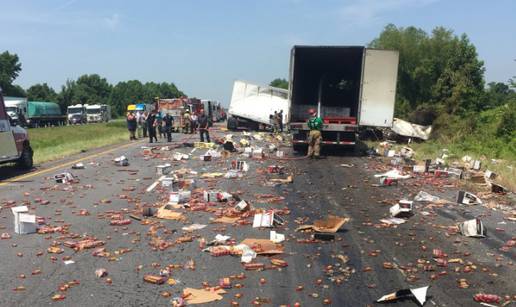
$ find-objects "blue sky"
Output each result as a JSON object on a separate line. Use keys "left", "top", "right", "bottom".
{"left": 2, "top": 0, "right": 515, "bottom": 106}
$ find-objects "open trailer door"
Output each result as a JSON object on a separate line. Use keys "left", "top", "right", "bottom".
{"left": 358, "top": 49, "right": 399, "bottom": 127}
{"left": 0, "top": 92, "right": 19, "bottom": 162}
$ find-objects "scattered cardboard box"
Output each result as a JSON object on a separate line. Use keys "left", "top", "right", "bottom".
{"left": 11, "top": 206, "right": 36, "bottom": 234}
{"left": 183, "top": 287, "right": 226, "bottom": 305}
{"left": 456, "top": 191, "right": 482, "bottom": 205}
{"left": 296, "top": 215, "right": 349, "bottom": 233}
{"left": 458, "top": 218, "right": 486, "bottom": 238}
{"left": 377, "top": 286, "right": 429, "bottom": 306}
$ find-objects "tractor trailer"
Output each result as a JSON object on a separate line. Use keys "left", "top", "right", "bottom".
{"left": 5, "top": 98, "right": 66, "bottom": 128}
{"left": 227, "top": 80, "right": 289, "bottom": 131}
{"left": 288, "top": 46, "right": 399, "bottom": 151}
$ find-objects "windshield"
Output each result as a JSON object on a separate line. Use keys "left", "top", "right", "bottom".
{"left": 5, "top": 106, "right": 18, "bottom": 113}
{"left": 86, "top": 108, "right": 101, "bottom": 114}
{"left": 68, "top": 107, "right": 83, "bottom": 114}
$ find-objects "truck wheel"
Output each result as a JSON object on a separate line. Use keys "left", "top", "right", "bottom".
{"left": 17, "top": 144, "right": 33, "bottom": 169}
{"left": 227, "top": 117, "right": 237, "bottom": 130}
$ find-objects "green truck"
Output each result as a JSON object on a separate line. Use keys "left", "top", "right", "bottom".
{"left": 5, "top": 98, "right": 66, "bottom": 128}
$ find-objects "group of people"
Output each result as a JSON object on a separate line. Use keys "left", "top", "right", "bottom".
{"left": 182, "top": 109, "right": 211, "bottom": 142}
{"left": 269, "top": 110, "right": 284, "bottom": 133}
{"left": 126, "top": 108, "right": 211, "bottom": 144}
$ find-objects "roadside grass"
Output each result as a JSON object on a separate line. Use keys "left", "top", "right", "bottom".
{"left": 28, "top": 120, "right": 130, "bottom": 164}
{"left": 366, "top": 139, "right": 516, "bottom": 192}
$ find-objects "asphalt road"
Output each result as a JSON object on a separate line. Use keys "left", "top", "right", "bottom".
{"left": 0, "top": 128, "right": 514, "bottom": 307}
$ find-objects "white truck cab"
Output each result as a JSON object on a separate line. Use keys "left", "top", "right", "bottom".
{"left": 86, "top": 104, "right": 111, "bottom": 123}
{"left": 0, "top": 88, "right": 33, "bottom": 169}
{"left": 67, "top": 104, "right": 88, "bottom": 124}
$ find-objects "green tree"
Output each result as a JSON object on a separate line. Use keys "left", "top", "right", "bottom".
{"left": 370, "top": 24, "right": 486, "bottom": 118}
{"left": 27, "top": 83, "right": 57, "bottom": 101}
{"left": 57, "top": 79, "right": 77, "bottom": 112}
{"left": 0, "top": 51, "right": 23, "bottom": 96}
{"left": 269, "top": 78, "right": 289, "bottom": 89}
{"left": 73, "top": 74, "right": 112, "bottom": 105}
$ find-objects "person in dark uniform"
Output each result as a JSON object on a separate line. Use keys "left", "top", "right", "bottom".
{"left": 197, "top": 109, "right": 210, "bottom": 143}
{"left": 162, "top": 112, "right": 174, "bottom": 142}
{"left": 146, "top": 110, "right": 158, "bottom": 143}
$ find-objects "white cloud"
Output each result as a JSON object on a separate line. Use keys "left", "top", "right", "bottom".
{"left": 104, "top": 13, "right": 120, "bottom": 30}
{"left": 339, "top": 0, "right": 439, "bottom": 26}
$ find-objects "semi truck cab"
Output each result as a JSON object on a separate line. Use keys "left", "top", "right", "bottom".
{"left": 0, "top": 88, "right": 33, "bottom": 169}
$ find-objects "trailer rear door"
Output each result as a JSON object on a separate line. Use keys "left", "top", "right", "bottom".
{"left": 0, "top": 96, "right": 19, "bottom": 161}
{"left": 358, "top": 49, "right": 399, "bottom": 127}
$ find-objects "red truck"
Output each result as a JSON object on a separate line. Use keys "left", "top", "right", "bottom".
{"left": 0, "top": 87, "right": 33, "bottom": 169}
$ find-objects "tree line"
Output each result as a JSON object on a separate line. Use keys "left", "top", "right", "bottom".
{"left": 369, "top": 24, "right": 515, "bottom": 125}
{"left": 0, "top": 51, "right": 184, "bottom": 117}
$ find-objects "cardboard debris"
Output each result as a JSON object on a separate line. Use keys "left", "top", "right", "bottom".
{"left": 414, "top": 191, "right": 443, "bottom": 203}
{"left": 456, "top": 191, "right": 482, "bottom": 205}
{"left": 114, "top": 155, "right": 129, "bottom": 166}
{"left": 380, "top": 217, "right": 407, "bottom": 225}
{"left": 296, "top": 215, "right": 350, "bottom": 233}
{"left": 146, "top": 176, "right": 165, "bottom": 192}
{"left": 182, "top": 224, "right": 207, "bottom": 232}
{"left": 183, "top": 287, "right": 226, "bottom": 305}
{"left": 234, "top": 200, "right": 250, "bottom": 212}
{"left": 490, "top": 182, "right": 507, "bottom": 194}
{"left": 253, "top": 212, "right": 274, "bottom": 228}
{"left": 240, "top": 238, "right": 284, "bottom": 255}
{"left": 374, "top": 170, "right": 410, "bottom": 180}
{"left": 156, "top": 205, "right": 185, "bottom": 220}
{"left": 169, "top": 191, "right": 191, "bottom": 204}
{"left": 213, "top": 216, "right": 239, "bottom": 224}
{"left": 11, "top": 206, "right": 36, "bottom": 234}
{"left": 269, "top": 175, "right": 293, "bottom": 184}
{"left": 54, "top": 172, "right": 76, "bottom": 184}
{"left": 390, "top": 200, "right": 413, "bottom": 218}
{"left": 377, "top": 286, "right": 429, "bottom": 306}
{"left": 270, "top": 230, "right": 285, "bottom": 243}
{"left": 71, "top": 163, "right": 85, "bottom": 169}
{"left": 156, "top": 164, "right": 172, "bottom": 175}
{"left": 458, "top": 219, "right": 486, "bottom": 238}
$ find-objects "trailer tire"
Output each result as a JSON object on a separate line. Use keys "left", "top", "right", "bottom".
{"left": 17, "top": 143, "right": 33, "bottom": 169}
{"left": 227, "top": 117, "right": 238, "bottom": 130}
{"left": 293, "top": 144, "right": 307, "bottom": 154}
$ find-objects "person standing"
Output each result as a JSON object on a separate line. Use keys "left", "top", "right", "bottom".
{"left": 307, "top": 108, "right": 323, "bottom": 159}
{"left": 136, "top": 111, "right": 143, "bottom": 139}
{"left": 142, "top": 111, "right": 148, "bottom": 138}
{"left": 147, "top": 110, "right": 158, "bottom": 143}
{"left": 198, "top": 109, "right": 210, "bottom": 143}
{"left": 162, "top": 112, "right": 174, "bottom": 142}
{"left": 126, "top": 112, "right": 137, "bottom": 141}
{"left": 183, "top": 111, "right": 192, "bottom": 134}
{"left": 155, "top": 111, "right": 163, "bottom": 139}
{"left": 278, "top": 110, "right": 284, "bottom": 132}
{"left": 190, "top": 112, "right": 198, "bottom": 133}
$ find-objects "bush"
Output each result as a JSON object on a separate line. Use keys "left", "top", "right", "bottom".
{"left": 496, "top": 102, "right": 516, "bottom": 139}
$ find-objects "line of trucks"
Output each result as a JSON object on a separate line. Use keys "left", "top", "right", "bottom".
{"left": 227, "top": 45, "right": 399, "bottom": 152}
{"left": 5, "top": 97, "right": 111, "bottom": 128}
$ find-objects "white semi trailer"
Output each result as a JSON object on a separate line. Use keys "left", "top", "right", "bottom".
{"left": 227, "top": 80, "right": 289, "bottom": 131}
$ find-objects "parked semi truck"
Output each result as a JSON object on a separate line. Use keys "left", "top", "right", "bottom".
{"left": 67, "top": 104, "right": 88, "bottom": 125}
{"left": 5, "top": 98, "right": 66, "bottom": 127}
{"left": 227, "top": 80, "right": 289, "bottom": 131}
{"left": 0, "top": 88, "right": 33, "bottom": 168}
{"left": 288, "top": 46, "right": 399, "bottom": 151}
{"left": 86, "top": 104, "right": 111, "bottom": 123}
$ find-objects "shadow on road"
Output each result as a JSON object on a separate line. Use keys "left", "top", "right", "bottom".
{"left": 292, "top": 140, "right": 370, "bottom": 157}
{"left": 0, "top": 164, "right": 35, "bottom": 182}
